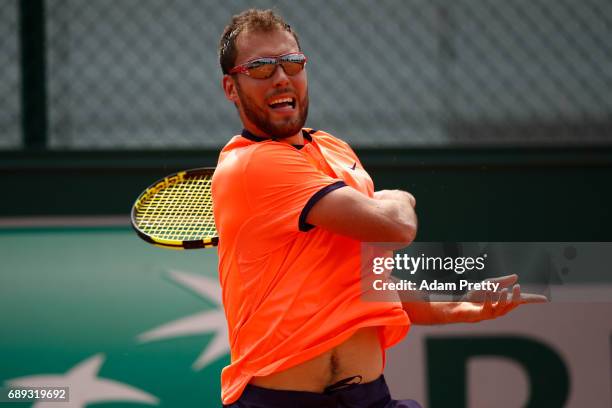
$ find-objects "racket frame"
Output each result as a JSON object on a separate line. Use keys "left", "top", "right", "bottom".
{"left": 131, "top": 167, "right": 218, "bottom": 249}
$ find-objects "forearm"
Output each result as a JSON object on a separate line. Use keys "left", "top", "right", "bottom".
{"left": 306, "top": 187, "right": 417, "bottom": 244}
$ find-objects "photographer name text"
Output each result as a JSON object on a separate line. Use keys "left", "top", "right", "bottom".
{"left": 372, "top": 278, "right": 499, "bottom": 292}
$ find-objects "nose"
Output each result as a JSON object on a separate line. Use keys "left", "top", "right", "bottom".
{"left": 270, "top": 63, "right": 291, "bottom": 87}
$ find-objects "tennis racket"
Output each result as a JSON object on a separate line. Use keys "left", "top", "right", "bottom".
{"left": 131, "top": 167, "right": 218, "bottom": 249}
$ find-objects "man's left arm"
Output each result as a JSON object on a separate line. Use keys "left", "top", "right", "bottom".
{"left": 400, "top": 274, "right": 548, "bottom": 325}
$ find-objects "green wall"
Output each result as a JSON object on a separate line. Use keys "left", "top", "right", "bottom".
{"left": 2, "top": 146, "right": 611, "bottom": 241}
{"left": 1, "top": 146, "right": 611, "bottom": 407}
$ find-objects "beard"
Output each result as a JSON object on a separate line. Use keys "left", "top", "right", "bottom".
{"left": 235, "top": 83, "right": 309, "bottom": 139}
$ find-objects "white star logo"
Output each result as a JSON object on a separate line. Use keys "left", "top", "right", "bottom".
{"left": 6, "top": 354, "right": 158, "bottom": 407}
{"left": 137, "top": 270, "right": 229, "bottom": 370}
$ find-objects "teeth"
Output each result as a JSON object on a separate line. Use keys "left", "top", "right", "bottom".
{"left": 270, "top": 97, "right": 293, "bottom": 105}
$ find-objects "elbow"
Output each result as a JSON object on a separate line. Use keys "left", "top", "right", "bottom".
{"left": 386, "top": 200, "right": 418, "bottom": 246}
{"left": 390, "top": 222, "right": 417, "bottom": 247}
{"left": 377, "top": 205, "right": 418, "bottom": 246}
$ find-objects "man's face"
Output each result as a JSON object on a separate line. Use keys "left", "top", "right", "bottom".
{"left": 223, "top": 29, "right": 308, "bottom": 139}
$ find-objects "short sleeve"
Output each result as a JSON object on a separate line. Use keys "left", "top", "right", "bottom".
{"left": 243, "top": 143, "right": 345, "bottom": 235}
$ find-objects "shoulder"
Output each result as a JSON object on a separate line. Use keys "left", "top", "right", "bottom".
{"left": 307, "top": 129, "right": 361, "bottom": 165}
{"left": 307, "top": 129, "right": 354, "bottom": 151}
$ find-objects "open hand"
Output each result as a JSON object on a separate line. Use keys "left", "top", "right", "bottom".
{"left": 458, "top": 274, "right": 548, "bottom": 322}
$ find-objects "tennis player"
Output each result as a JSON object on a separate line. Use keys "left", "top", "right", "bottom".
{"left": 212, "top": 9, "right": 545, "bottom": 408}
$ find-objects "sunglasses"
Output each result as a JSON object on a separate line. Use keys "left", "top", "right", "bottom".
{"left": 229, "top": 52, "right": 307, "bottom": 79}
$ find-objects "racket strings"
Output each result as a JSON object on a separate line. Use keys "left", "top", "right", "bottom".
{"left": 135, "top": 175, "right": 216, "bottom": 241}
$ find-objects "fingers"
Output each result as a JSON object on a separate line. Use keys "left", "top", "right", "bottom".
{"left": 468, "top": 282, "right": 548, "bottom": 323}
{"left": 477, "top": 289, "right": 512, "bottom": 321}
{"left": 482, "top": 291, "right": 493, "bottom": 316}
{"left": 487, "top": 286, "right": 519, "bottom": 317}
{"left": 495, "top": 288, "right": 515, "bottom": 316}
{"left": 464, "top": 276, "right": 549, "bottom": 310}
{"left": 508, "top": 284, "right": 548, "bottom": 304}
{"left": 464, "top": 274, "right": 516, "bottom": 302}
{"left": 497, "top": 285, "right": 521, "bottom": 316}
{"left": 519, "top": 293, "right": 549, "bottom": 304}
{"left": 484, "top": 274, "right": 518, "bottom": 289}
{"left": 511, "top": 284, "right": 521, "bottom": 306}
{"left": 496, "top": 288, "right": 509, "bottom": 310}
{"left": 495, "top": 284, "right": 548, "bottom": 316}
{"left": 406, "top": 192, "right": 416, "bottom": 208}
{"left": 464, "top": 289, "right": 486, "bottom": 302}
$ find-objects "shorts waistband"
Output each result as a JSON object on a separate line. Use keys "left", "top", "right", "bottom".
{"left": 225, "top": 375, "right": 391, "bottom": 408}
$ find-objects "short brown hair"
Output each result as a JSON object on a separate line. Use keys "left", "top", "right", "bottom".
{"left": 219, "top": 9, "right": 301, "bottom": 75}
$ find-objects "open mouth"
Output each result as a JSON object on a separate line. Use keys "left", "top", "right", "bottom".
{"left": 268, "top": 97, "right": 296, "bottom": 110}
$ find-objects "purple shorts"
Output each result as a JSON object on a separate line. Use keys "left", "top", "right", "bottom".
{"left": 223, "top": 375, "right": 422, "bottom": 408}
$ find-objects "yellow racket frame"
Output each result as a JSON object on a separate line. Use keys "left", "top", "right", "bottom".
{"left": 131, "top": 168, "right": 218, "bottom": 249}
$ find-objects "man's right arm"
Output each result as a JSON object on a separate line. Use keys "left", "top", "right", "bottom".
{"left": 305, "top": 187, "right": 417, "bottom": 245}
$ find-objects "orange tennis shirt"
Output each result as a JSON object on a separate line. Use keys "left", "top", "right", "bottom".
{"left": 212, "top": 128, "right": 410, "bottom": 404}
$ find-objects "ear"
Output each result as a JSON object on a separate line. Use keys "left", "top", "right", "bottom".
{"left": 222, "top": 75, "right": 239, "bottom": 103}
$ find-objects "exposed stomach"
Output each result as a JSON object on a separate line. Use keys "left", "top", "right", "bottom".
{"left": 249, "top": 326, "right": 383, "bottom": 392}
